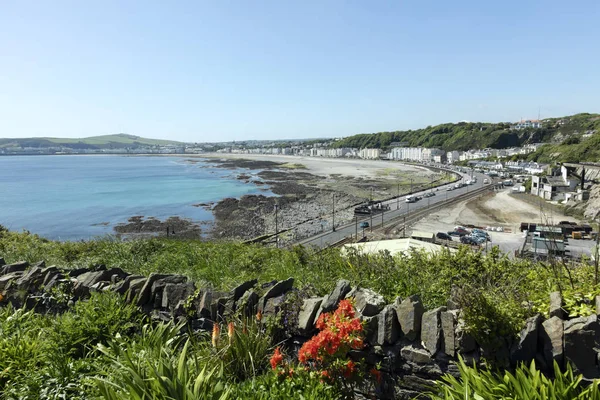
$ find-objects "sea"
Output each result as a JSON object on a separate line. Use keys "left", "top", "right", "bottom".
{"left": 0, "top": 155, "right": 269, "bottom": 241}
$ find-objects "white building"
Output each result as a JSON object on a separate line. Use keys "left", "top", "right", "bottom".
{"left": 422, "top": 148, "right": 444, "bottom": 162}
{"left": 512, "top": 120, "right": 542, "bottom": 130}
{"left": 446, "top": 151, "right": 461, "bottom": 164}
{"left": 359, "top": 148, "right": 382, "bottom": 159}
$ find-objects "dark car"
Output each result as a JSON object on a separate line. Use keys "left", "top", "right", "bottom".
{"left": 460, "top": 235, "right": 478, "bottom": 245}
{"left": 436, "top": 232, "right": 453, "bottom": 241}
{"left": 448, "top": 230, "right": 468, "bottom": 237}
{"left": 359, "top": 221, "right": 369, "bottom": 229}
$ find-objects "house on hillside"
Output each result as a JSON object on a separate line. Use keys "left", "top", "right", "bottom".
{"left": 531, "top": 165, "right": 580, "bottom": 201}
{"left": 511, "top": 120, "right": 542, "bottom": 130}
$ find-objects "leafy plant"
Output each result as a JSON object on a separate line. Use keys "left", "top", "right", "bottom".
{"left": 96, "top": 323, "right": 231, "bottom": 400}
{"left": 429, "top": 358, "right": 600, "bottom": 400}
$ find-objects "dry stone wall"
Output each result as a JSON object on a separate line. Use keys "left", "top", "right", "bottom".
{"left": 1, "top": 257, "right": 599, "bottom": 398}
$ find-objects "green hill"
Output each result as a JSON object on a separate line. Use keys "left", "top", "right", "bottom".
{"left": 333, "top": 113, "right": 600, "bottom": 162}
{"left": 0, "top": 133, "right": 184, "bottom": 150}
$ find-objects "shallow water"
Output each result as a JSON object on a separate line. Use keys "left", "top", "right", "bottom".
{"left": 0, "top": 155, "right": 268, "bottom": 240}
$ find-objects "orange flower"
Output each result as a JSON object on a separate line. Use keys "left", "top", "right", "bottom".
{"left": 270, "top": 347, "right": 283, "bottom": 370}
{"left": 211, "top": 323, "right": 220, "bottom": 348}
{"left": 227, "top": 322, "right": 235, "bottom": 344}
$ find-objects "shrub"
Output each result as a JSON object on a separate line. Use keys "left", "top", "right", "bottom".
{"left": 48, "top": 291, "right": 143, "bottom": 358}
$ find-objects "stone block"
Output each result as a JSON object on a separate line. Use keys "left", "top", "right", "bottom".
{"left": 564, "top": 315, "right": 600, "bottom": 378}
{"left": 395, "top": 295, "right": 425, "bottom": 341}
{"left": 540, "top": 316, "right": 564, "bottom": 368}
{"left": 0, "top": 271, "right": 23, "bottom": 291}
{"left": 440, "top": 310, "right": 457, "bottom": 357}
{"left": 237, "top": 289, "right": 259, "bottom": 318}
{"left": 549, "top": 291, "right": 566, "bottom": 319}
{"left": 230, "top": 279, "right": 258, "bottom": 302}
{"left": 161, "top": 282, "right": 196, "bottom": 311}
{"left": 262, "top": 294, "right": 285, "bottom": 316}
{"left": 510, "top": 314, "right": 542, "bottom": 365}
{"left": 320, "top": 279, "right": 351, "bottom": 313}
{"left": 259, "top": 277, "right": 294, "bottom": 311}
{"left": 376, "top": 305, "right": 400, "bottom": 346}
{"left": 351, "top": 287, "right": 386, "bottom": 317}
{"left": 421, "top": 306, "right": 446, "bottom": 355}
{"left": 297, "top": 297, "right": 323, "bottom": 336}
{"left": 125, "top": 277, "right": 148, "bottom": 303}
{"left": 150, "top": 275, "right": 188, "bottom": 308}
{"left": 15, "top": 265, "right": 45, "bottom": 290}
{"left": 135, "top": 274, "right": 173, "bottom": 306}
{"left": 401, "top": 345, "right": 432, "bottom": 364}
{"left": 1, "top": 261, "right": 29, "bottom": 275}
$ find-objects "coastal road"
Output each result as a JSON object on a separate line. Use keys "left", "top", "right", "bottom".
{"left": 295, "top": 170, "right": 490, "bottom": 249}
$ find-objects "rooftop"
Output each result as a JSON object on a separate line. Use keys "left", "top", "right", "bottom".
{"left": 343, "top": 238, "right": 455, "bottom": 257}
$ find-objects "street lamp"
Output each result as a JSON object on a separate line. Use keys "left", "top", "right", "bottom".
{"left": 332, "top": 193, "right": 336, "bottom": 232}
{"left": 274, "top": 204, "right": 279, "bottom": 248}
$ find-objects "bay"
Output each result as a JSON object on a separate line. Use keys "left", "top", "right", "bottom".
{"left": 0, "top": 155, "right": 269, "bottom": 240}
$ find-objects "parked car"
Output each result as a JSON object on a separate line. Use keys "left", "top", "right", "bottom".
{"left": 448, "top": 230, "right": 469, "bottom": 237}
{"left": 447, "top": 186, "right": 454, "bottom": 191}
{"left": 471, "top": 228, "right": 490, "bottom": 240}
{"left": 436, "top": 232, "right": 453, "bottom": 241}
{"left": 460, "top": 235, "right": 479, "bottom": 245}
{"left": 359, "top": 221, "right": 369, "bottom": 229}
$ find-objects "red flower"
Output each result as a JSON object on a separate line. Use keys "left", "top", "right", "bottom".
{"left": 370, "top": 368, "right": 382, "bottom": 383}
{"left": 270, "top": 347, "right": 283, "bottom": 370}
{"left": 342, "top": 360, "right": 356, "bottom": 378}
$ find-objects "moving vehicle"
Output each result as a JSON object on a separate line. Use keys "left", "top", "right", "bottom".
{"left": 483, "top": 178, "right": 489, "bottom": 184}
{"left": 447, "top": 186, "right": 454, "bottom": 191}
{"left": 405, "top": 195, "right": 416, "bottom": 203}
{"left": 359, "top": 221, "right": 369, "bottom": 229}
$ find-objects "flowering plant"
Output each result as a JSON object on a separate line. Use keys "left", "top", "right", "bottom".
{"left": 269, "top": 299, "right": 382, "bottom": 397}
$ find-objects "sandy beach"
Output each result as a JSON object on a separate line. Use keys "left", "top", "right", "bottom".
{"left": 198, "top": 153, "right": 429, "bottom": 179}
{"left": 190, "top": 154, "right": 449, "bottom": 244}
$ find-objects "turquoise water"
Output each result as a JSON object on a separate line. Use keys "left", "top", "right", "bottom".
{"left": 0, "top": 155, "right": 268, "bottom": 240}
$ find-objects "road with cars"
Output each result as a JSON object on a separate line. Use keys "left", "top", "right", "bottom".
{"left": 296, "top": 164, "right": 490, "bottom": 249}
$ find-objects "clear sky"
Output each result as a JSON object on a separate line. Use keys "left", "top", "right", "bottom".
{"left": 1, "top": 1, "right": 599, "bottom": 142}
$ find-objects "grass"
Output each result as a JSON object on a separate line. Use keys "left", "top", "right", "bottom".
{"left": 280, "top": 163, "right": 307, "bottom": 169}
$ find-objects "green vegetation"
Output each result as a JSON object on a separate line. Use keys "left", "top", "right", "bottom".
{"left": 332, "top": 113, "right": 600, "bottom": 161}
{"left": 2, "top": 230, "right": 600, "bottom": 398}
{"left": 1, "top": 230, "right": 598, "bottom": 344}
{"left": 0, "top": 133, "right": 183, "bottom": 150}
{"left": 0, "top": 292, "right": 142, "bottom": 399}
{"left": 430, "top": 358, "right": 600, "bottom": 399}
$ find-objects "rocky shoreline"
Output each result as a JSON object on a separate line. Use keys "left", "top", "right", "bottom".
{"left": 113, "top": 157, "right": 445, "bottom": 244}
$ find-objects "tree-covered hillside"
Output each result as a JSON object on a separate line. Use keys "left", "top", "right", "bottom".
{"left": 332, "top": 113, "right": 600, "bottom": 158}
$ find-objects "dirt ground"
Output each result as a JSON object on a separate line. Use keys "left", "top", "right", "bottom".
{"left": 411, "top": 188, "right": 580, "bottom": 256}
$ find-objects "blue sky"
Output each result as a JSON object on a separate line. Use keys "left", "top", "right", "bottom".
{"left": 1, "top": 1, "right": 599, "bottom": 142}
